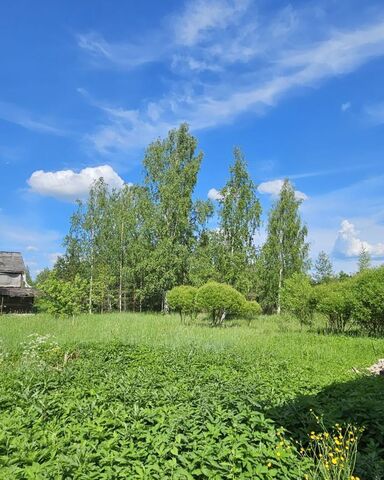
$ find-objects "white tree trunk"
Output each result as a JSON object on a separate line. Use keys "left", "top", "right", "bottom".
{"left": 119, "top": 221, "right": 124, "bottom": 313}
{"left": 277, "top": 266, "right": 283, "bottom": 315}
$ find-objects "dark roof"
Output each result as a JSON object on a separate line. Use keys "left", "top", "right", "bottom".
{"left": 0, "top": 287, "right": 38, "bottom": 298}
{"left": 0, "top": 252, "right": 26, "bottom": 273}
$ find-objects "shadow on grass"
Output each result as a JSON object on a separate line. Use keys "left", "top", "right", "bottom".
{"left": 267, "top": 374, "right": 384, "bottom": 479}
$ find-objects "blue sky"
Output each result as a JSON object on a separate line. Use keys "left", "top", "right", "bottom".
{"left": 1, "top": 0, "right": 384, "bottom": 276}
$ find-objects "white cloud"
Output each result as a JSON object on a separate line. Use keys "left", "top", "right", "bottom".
{"left": 341, "top": 101, "right": 351, "bottom": 112}
{"left": 258, "top": 179, "right": 308, "bottom": 201}
{"left": 26, "top": 245, "right": 38, "bottom": 252}
{"left": 27, "top": 165, "right": 125, "bottom": 201}
{"left": 334, "top": 219, "right": 384, "bottom": 257}
{"left": 207, "top": 188, "right": 223, "bottom": 201}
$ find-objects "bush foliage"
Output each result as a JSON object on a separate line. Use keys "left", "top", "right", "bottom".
{"left": 315, "top": 279, "right": 355, "bottom": 333}
{"left": 281, "top": 273, "right": 316, "bottom": 327}
{"left": 352, "top": 266, "right": 384, "bottom": 335}
{"left": 195, "top": 281, "right": 246, "bottom": 325}
{"left": 241, "top": 300, "right": 262, "bottom": 320}
{"left": 166, "top": 285, "right": 198, "bottom": 323}
{"left": 37, "top": 274, "right": 88, "bottom": 316}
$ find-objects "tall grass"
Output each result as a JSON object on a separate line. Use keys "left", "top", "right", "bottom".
{"left": 0, "top": 312, "right": 383, "bottom": 385}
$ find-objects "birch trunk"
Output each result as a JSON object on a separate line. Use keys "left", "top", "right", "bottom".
{"left": 277, "top": 266, "right": 283, "bottom": 315}
{"left": 119, "top": 221, "right": 124, "bottom": 313}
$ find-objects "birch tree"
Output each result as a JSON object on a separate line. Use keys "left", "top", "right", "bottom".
{"left": 216, "top": 148, "right": 261, "bottom": 293}
{"left": 314, "top": 251, "right": 334, "bottom": 283}
{"left": 259, "top": 179, "right": 309, "bottom": 313}
{"left": 142, "top": 123, "right": 204, "bottom": 307}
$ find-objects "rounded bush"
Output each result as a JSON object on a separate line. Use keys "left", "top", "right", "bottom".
{"left": 241, "top": 300, "right": 262, "bottom": 319}
{"left": 195, "top": 281, "right": 246, "bottom": 325}
{"left": 166, "top": 285, "right": 198, "bottom": 322}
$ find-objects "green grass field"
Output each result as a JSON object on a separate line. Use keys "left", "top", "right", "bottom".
{"left": 0, "top": 313, "right": 383, "bottom": 478}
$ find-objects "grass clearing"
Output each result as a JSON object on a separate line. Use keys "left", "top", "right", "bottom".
{"left": 0, "top": 313, "right": 383, "bottom": 478}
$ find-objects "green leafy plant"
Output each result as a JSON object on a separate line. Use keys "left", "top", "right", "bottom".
{"left": 37, "top": 273, "right": 88, "bottom": 317}
{"left": 351, "top": 266, "right": 384, "bottom": 335}
{"left": 195, "top": 281, "right": 246, "bottom": 325}
{"left": 281, "top": 273, "right": 317, "bottom": 328}
{"left": 241, "top": 300, "right": 262, "bottom": 323}
{"left": 166, "top": 285, "right": 198, "bottom": 323}
{"left": 316, "top": 280, "right": 354, "bottom": 333}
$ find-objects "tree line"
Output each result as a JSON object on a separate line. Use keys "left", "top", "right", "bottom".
{"left": 36, "top": 123, "right": 365, "bottom": 316}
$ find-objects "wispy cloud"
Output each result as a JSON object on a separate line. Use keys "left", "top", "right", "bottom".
{"left": 286, "top": 163, "right": 376, "bottom": 180}
{"left": 364, "top": 101, "right": 384, "bottom": 124}
{"left": 172, "top": 0, "right": 250, "bottom": 47}
{"left": 0, "top": 101, "right": 66, "bottom": 135}
{"left": 77, "top": 32, "right": 167, "bottom": 69}
{"left": 78, "top": 7, "right": 384, "bottom": 154}
{"left": 341, "top": 101, "right": 351, "bottom": 112}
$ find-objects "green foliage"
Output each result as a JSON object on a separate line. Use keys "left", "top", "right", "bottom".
{"left": 352, "top": 266, "right": 384, "bottom": 335}
{"left": 316, "top": 280, "right": 355, "bottom": 333}
{"left": 240, "top": 300, "right": 262, "bottom": 321}
{"left": 1, "top": 315, "right": 382, "bottom": 479}
{"left": 0, "top": 342, "right": 315, "bottom": 479}
{"left": 37, "top": 273, "right": 88, "bottom": 316}
{"left": 358, "top": 246, "right": 371, "bottom": 272}
{"left": 166, "top": 285, "right": 198, "bottom": 322}
{"left": 195, "top": 281, "right": 246, "bottom": 325}
{"left": 259, "top": 179, "right": 309, "bottom": 314}
{"left": 281, "top": 273, "right": 316, "bottom": 327}
{"left": 314, "top": 251, "right": 334, "bottom": 284}
{"left": 34, "top": 267, "right": 51, "bottom": 286}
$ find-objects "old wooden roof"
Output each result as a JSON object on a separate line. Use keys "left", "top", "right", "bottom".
{"left": 0, "top": 252, "right": 26, "bottom": 273}
{"left": 0, "top": 287, "right": 38, "bottom": 298}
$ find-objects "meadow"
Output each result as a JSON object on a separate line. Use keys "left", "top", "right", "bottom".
{"left": 0, "top": 313, "right": 383, "bottom": 479}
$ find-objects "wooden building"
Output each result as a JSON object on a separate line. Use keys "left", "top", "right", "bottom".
{"left": 0, "top": 252, "right": 37, "bottom": 313}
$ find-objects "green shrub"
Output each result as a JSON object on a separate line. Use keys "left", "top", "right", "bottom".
{"left": 37, "top": 273, "right": 88, "bottom": 317}
{"left": 195, "top": 281, "right": 246, "bottom": 326}
{"left": 281, "top": 273, "right": 317, "bottom": 328}
{"left": 166, "top": 285, "right": 198, "bottom": 323}
{"left": 241, "top": 300, "right": 262, "bottom": 322}
{"left": 316, "top": 280, "right": 354, "bottom": 333}
{"left": 352, "top": 267, "right": 384, "bottom": 335}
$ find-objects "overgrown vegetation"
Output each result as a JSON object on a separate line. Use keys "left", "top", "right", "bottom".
{"left": 280, "top": 266, "right": 384, "bottom": 335}
{"left": 11, "top": 123, "right": 384, "bottom": 478}
{"left": 0, "top": 315, "right": 382, "bottom": 479}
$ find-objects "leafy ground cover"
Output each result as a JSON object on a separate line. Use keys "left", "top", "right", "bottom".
{"left": 0, "top": 314, "right": 383, "bottom": 478}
